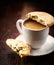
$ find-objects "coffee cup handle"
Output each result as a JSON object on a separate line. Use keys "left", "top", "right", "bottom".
{"left": 16, "top": 19, "right": 24, "bottom": 34}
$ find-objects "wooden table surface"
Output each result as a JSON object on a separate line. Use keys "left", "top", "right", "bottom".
{"left": 0, "top": 1, "right": 54, "bottom": 65}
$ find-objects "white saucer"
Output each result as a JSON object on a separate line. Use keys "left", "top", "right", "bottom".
{"left": 16, "top": 35, "right": 54, "bottom": 56}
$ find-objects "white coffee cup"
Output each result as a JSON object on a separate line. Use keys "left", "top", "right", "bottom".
{"left": 16, "top": 18, "right": 49, "bottom": 49}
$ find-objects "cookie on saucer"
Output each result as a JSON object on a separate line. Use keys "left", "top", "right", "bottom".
{"left": 6, "top": 39, "right": 30, "bottom": 58}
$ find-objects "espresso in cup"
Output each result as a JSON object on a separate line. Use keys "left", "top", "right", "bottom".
{"left": 23, "top": 19, "right": 46, "bottom": 30}
{"left": 16, "top": 11, "right": 54, "bottom": 49}
{"left": 16, "top": 18, "right": 49, "bottom": 49}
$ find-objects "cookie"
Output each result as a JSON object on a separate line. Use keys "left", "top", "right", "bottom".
{"left": 6, "top": 39, "right": 30, "bottom": 58}
{"left": 26, "top": 11, "right": 54, "bottom": 26}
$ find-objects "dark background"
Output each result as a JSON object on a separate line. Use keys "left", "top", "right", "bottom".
{"left": 0, "top": 0, "right": 54, "bottom": 65}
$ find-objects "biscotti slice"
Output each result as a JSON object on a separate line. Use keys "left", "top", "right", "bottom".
{"left": 26, "top": 11, "right": 54, "bottom": 26}
{"left": 6, "top": 39, "right": 30, "bottom": 58}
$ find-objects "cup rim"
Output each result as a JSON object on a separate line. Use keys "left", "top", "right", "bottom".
{"left": 23, "top": 25, "right": 49, "bottom": 31}
{"left": 22, "top": 18, "right": 49, "bottom": 31}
